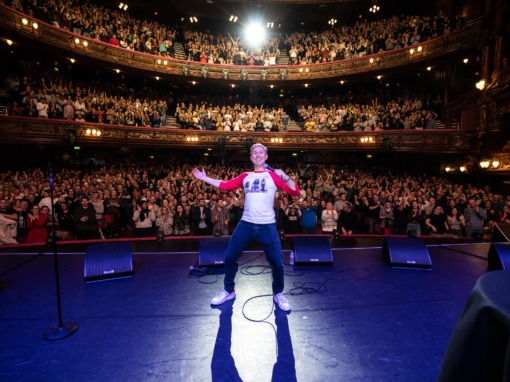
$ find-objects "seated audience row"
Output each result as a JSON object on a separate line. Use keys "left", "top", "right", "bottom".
{"left": 0, "top": 163, "right": 508, "bottom": 245}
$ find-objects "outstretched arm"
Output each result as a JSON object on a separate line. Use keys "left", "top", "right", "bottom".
{"left": 192, "top": 168, "right": 222, "bottom": 188}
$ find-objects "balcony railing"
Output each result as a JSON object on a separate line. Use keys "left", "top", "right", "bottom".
{"left": 0, "top": 116, "right": 473, "bottom": 153}
{"left": 0, "top": 4, "right": 481, "bottom": 83}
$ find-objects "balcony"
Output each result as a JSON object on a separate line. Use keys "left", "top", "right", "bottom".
{"left": 0, "top": 116, "right": 473, "bottom": 153}
{"left": 0, "top": 4, "right": 481, "bottom": 84}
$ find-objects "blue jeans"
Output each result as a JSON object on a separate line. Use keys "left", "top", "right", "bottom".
{"left": 224, "top": 220, "right": 284, "bottom": 294}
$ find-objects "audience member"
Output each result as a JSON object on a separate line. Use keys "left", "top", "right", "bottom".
{"left": 25, "top": 204, "right": 48, "bottom": 244}
{"left": 133, "top": 200, "right": 155, "bottom": 237}
{"left": 72, "top": 196, "right": 97, "bottom": 240}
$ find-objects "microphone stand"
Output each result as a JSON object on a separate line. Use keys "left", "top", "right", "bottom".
{"left": 43, "top": 163, "right": 79, "bottom": 341}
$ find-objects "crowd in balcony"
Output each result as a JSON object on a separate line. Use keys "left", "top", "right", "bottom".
{"left": 284, "top": 13, "right": 464, "bottom": 65}
{"left": 4, "top": 70, "right": 170, "bottom": 127}
{"left": 175, "top": 88, "right": 444, "bottom": 132}
{"left": 294, "top": 93, "right": 443, "bottom": 132}
{"left": 3, "top": 66, "right": 446, "bottom": 131}
{"left": 184, "top": 13, "right": 464, "bottom": 66}
{"left": 5, "top": 0, "right": 464, "bottom": 66}
{"left": 7, "top": 0, "right": 177, "bottom": 56}
{"left": 0, "top": 161, "right": 508, "bottom": 245}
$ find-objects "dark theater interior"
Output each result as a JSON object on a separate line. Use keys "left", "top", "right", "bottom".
{"left": 1, "top": 0, "right": 510, "bottom": 381}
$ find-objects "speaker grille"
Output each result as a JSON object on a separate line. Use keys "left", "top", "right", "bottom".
{"left": 84, "top": 242, "right": 133, "bottom": 282}
{"left": 382, "top": 237, "right": 432, "bottom": 269}
{"left": 292, "top": 236, "right": 333, "bottom": 264}
{"left": 198, "top": 237, "right": 229, "bottom": 266}
{"left": 488, "top": 243, "right": 510, "bottom": 270}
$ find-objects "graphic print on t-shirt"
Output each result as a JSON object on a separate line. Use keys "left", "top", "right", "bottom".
{"left": 245, "top": 177, "right": 268, "bottom": 194}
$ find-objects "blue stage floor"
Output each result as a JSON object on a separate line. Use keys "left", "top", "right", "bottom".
{"left": 0, "top": 241, "right": 490, "bottom": 381}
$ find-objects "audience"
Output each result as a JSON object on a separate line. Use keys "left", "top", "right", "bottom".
{"left": 0, "top": 3, "right": 497, "bottom": 245}
{"left": 4, "top": 1, "right": 463, "bottom": 68}
{"left": 0, "top": 161, "right": 507, "bottom": 245}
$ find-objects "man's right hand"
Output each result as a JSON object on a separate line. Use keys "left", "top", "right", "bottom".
{"left": 192, "top": 168, "right": 206, "bottom": 181}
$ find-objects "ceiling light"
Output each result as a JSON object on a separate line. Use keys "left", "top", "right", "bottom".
{"left": 479, "top": 160, "right": 490, "bottom": 169}
{"left": 475, "top": 80, "right": 486, "bottom": 90}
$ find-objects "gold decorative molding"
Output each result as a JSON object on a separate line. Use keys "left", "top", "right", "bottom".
{"left": 0, "top": 116, "right": 473, "bottom": 153}
{"left": 0, "top": 4, "right": 481, "bottom": 83}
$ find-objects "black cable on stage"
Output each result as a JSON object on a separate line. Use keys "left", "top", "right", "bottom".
{"left": 187, "top": 267, "right": 219, "bottom": 284}
{"left": 288, "top": 268, "right": 373, "bottom": 296}
{"left": 438, "top": 243, "right": 487, "bottom": 260}
{"left": 288, "top": 279, "right": 331, "bottom": 296}
{"left": 241, "top": 293, "right": 278, "bottom": 358}
{"left": 0, "top": 252, "right": 43, "bottom": 277}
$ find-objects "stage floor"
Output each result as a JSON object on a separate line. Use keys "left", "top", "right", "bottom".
{"left": 0, "top": 240, "right": 491, "bottom": 381}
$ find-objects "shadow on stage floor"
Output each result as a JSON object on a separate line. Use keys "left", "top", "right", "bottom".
{"left": 0, "top": 236, "right": 495, "bottom": 381}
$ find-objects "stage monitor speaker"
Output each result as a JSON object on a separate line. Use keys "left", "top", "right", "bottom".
{"left": 198, "top": 237, "right": 229, "bottom": 266}
{"left": 488, "top": 243, "right": 510, "bottom": 270}
{"left": 494, "top": 224, "right": 510, "bottom": 242}
{"left": 382, "top": 237, "right": 432, "bottom": 269}
{"left": 84, "top": 242, "right": 133, "bottom": 282}
{"left": 292, "top": 236, "right": 333, "bottom": 264}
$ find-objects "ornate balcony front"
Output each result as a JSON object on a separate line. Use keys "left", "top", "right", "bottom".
{"left": 0, "top": 4, "right": 481, "bottom": 84}
{"left": 0, "top": 116, "right": 473, "bottom": 153}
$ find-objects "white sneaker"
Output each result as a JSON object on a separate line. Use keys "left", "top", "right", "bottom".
{"left": 211, "top": 289, "right": 236, "bottom": 305}
{"left": 273, "top": 293, "right": 291, "bottom": 311}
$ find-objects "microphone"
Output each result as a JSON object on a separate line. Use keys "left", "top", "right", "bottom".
{"left": 189, "top": 266, "right": 206, "bottom": 272}
{"left": 264, "top": 164, "right": 275, "bottom": 172}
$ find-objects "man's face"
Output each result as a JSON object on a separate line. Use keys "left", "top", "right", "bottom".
{"left": 250, "top": 146, "right": 268, "bottom": 167}
{"left": 0, "top": 200, "right": 6, "bottom": 209}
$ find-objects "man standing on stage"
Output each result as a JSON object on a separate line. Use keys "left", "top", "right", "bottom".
{"left": 192, "top": 143, "right": 300, "bottom": 311}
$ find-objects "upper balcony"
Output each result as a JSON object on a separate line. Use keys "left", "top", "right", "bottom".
{"left": 0, "top": 4, "right": 481, "bottom": 85}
